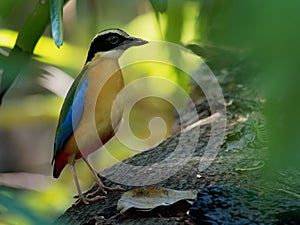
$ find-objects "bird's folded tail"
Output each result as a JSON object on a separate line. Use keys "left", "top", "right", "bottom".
{"left": 52, "top": 152, "right": 69, "bottom": 178}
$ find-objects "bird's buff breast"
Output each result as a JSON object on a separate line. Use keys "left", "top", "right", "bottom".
{"left": 64, "top": 58, "right": 124, "bottom": 159}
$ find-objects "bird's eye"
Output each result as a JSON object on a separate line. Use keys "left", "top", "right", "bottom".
{"left": 107, "top": 36, "right": 119, "bottom": 44}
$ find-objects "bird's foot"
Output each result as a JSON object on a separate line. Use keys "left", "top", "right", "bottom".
{"left": 73, "top": 195, "right": 106, "bottom": 206}
{"left": 86, "top": 184, "right": 124, "bottom": 198}
{"left": 72, "top": 184, "right": 123, "bottom": 206}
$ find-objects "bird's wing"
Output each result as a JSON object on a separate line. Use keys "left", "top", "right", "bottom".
{"left": 52, "top": 68, "right": 88, "bottom": 163}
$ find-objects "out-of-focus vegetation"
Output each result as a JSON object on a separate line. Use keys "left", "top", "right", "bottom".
{"left": 197, "top": 0, "right": 300, "bottom": 170}
{"left": 0, "top": 0, "right": 299, "bottom": 224}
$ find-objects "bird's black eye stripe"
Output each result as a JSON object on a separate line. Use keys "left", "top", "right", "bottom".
{"left": 107, "top": 35, "right": 119, "bottom": 44}
{"left": 85, "top": 31, "right": 129, "bottom": 63}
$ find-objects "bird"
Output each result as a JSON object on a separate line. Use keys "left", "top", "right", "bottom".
{"left": 52, "top": 28, "right": 148, "bottom": 205}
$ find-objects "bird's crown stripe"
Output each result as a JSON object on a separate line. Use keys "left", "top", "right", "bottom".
{"left": 92, "top": 29, "right": 128, "bottom": 41}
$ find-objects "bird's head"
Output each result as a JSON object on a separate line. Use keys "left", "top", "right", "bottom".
{"left": 86, "top": 28, "right": 148, "bottom": 63}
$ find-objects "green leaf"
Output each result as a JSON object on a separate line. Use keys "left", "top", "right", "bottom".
{"left": 0, "top": 47, "right": 31, "bottom": 105}
{"left": 50, "top": 0, "right": 64, "bottom": 48}
{"left": 149, "top": 0, "right": 168, "bottom": 14}
{"left": 186, "top": 44, "right": 217, "bottom": 58}
{"left": 1, "top": 1, "right": 51, "bottom": 105}
{"left": 0, "top": 0, "right": 18, "bottom": 18}
{"left": 0, "top": 0, "right": 68, "bottom": 104}
{"left": 149, "top": 0, "right": 167, "bottom": 39}
{"left": 15, "top": 0, "right": 50, "bottom": 53}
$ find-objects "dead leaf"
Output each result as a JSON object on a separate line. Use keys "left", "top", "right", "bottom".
{"left": 117, "top": 187, "right": 197, "bottom": 214}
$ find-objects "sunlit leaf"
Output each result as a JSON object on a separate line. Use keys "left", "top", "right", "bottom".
{"left": 50, "top": 0, "right": 64, "bottom": 48}
{"left": 0, "top": 29, "right": 85, "bottom": 75}
{"left": 165, "top": 0, "right": 183, "bottom": 43}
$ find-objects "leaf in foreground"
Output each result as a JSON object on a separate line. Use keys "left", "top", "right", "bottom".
{"left": 117, "top": 187, "right": 197, "bottom": 214}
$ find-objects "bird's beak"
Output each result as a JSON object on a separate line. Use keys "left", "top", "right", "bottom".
{"left": 125, "top": 36, "right": 148, "bottom": 47}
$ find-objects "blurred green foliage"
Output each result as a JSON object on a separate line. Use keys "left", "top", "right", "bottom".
{"left": 0, "top": 0, "right": 299, "bottom": 224}
{"left": 197, "top": 0, "right": 300, "bottom": 170}
{"left": 0, "top": 187, "right": 51, "bottom": 225}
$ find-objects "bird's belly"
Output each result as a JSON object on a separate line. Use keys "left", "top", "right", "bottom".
{"left": 64, "top": 60, "right": 124, "bottom": 159}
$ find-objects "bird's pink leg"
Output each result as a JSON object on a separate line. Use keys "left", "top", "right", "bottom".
{"left": 82, "top": 156, "right": 123, "bottom": 199}
{"left": 70, "top": 164, "right": 105, "bottom": 206}
{"left": 70, "top": 164, "right": 90, "bottom": 206}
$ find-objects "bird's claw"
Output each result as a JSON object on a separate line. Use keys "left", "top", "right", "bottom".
{"left": 73, "top": 185, "right": 124, "bottom": 206}
{"left": 86, "top": 185, "right": 124, "bottom": 198}
{"left": 73, "top": 195, "right": 106, "bottom": 206}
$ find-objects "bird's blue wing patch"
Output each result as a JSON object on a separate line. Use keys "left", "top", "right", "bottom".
{"left": 53, "top": 79, "right": 88, "bottom": 158}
